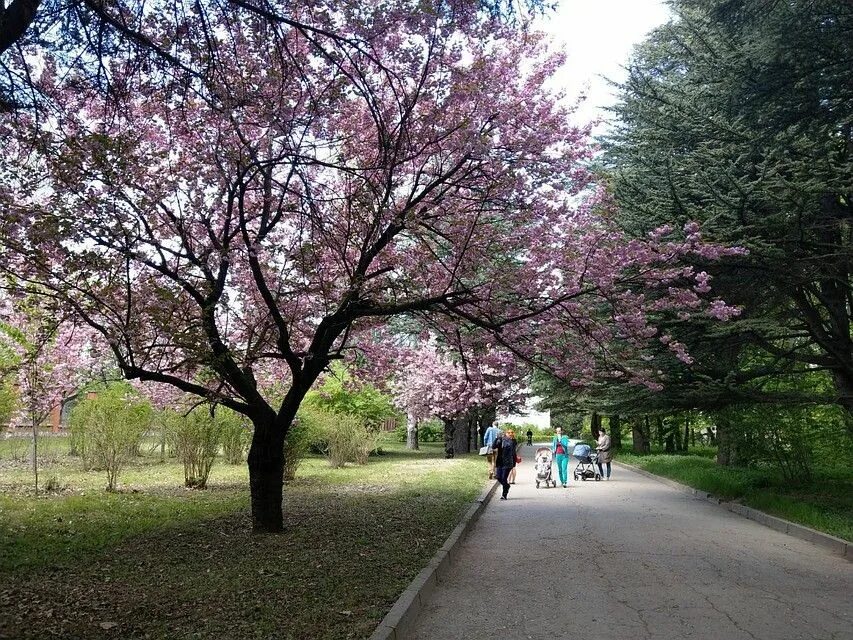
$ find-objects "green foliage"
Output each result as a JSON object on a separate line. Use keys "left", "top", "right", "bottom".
{"left": 605, "top": 0, "right": 853, "bottom": 418}
{"left": 304, "top": 365, "right": 398, "bottom": 429}
{"left": 300, "top": 406, "right": 376, "bottom": 468}
{"left": 165, "top": 406, "right": 226, "bottom": 489}
{"left": 393, "top": 419, "right": 443, "bottom": 443}
{"left": 0, "top": 382, "right": 17, "bottom": 430}
{"left": 69, "top": 383, "right": 153, "bottom": 490}
{"left": 713, "top": 403, "right": 853, "bottom": 481}
{"left": 283, "top": 407, "right": 325, "bottom": 480}
{"left": 219, "top": 410, "right": 251, "bottom": 465}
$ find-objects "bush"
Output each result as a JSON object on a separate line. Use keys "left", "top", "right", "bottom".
{"left": 283, "top": 408, "right": 325, "bottom": 480}
{"left": 165, "top": 406, "right": 225, "bottom": 489}
{"left": 326, "top": 415, "right": 371, "bottom": 467}
{"left": 69, "top": 383, "right": 153, "bottom": 490}
{"left": 393, "top": 419, "right": 443, "bottom": 443}
{"left": 220, "top": 410, "right": 251, "bottom": 465}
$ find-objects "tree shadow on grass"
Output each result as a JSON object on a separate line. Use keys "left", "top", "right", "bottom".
{"left": 0, "top": 479, "right": 478, "bottom": 640}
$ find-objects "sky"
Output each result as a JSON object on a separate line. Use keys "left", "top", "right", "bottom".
{"left": 539, "top": 0, "right": 673, "bottom": 128}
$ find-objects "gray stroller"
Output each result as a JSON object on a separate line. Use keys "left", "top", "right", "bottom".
{"left": 572, "top": 443, "right": 601, "bottom": 481}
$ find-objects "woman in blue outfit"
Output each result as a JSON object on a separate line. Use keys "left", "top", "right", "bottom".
{"left": 551, "top": 426, "right": 571, "bottom": 487}
{"left": 493, "top": 429, "right": 518, "bottom": 499}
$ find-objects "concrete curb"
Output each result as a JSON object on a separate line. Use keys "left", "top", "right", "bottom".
{"left": 367, "top": 479, "right": 499, "bottom": 640}
{"left": 615, "top": 461, "right": 851, "bottom": 561}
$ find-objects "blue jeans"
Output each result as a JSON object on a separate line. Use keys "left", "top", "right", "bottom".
{"left": 597, "top": 461, "right": 611, "bottom": 478}
{"left": 555, "top": 454, "right": 569, "bottom": 485}
{"left": 496, "top": 467, "right": 511, "bottom": 497}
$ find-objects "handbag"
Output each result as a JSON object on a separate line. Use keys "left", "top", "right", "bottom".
{"left": 478, "top": 446, "right": 490, "bottom": 456}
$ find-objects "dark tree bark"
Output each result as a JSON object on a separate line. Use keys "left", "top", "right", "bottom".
{"left": 664, "top": 418, "right": 675, "bottom": 453}
{"left": 655, "top": 416, "right": 664, "bottom": 447}
{"left": 442, "top": 417, "right": 455, "bottom": 458}
{"left": 609, "top": 414, "right": 622, "bottom": 450}
{"left": 246, "top": 383, "right": 309, "bottom": 533}
{"left": 681, "top": 414, "right": 690, "bottom": 452}
{"left": 590, "top": 412, "right": 601, "bottom": 440}
{"left": 247, "top": 422, "right": 286, "bottom": 533}
{"left": 633, "top": 417, "right": 650, "bottom": 454}
{"left": 716, "top": 414, "right": 737, "bottom": 466}
{"left": 0, "top": 0, "right": 41, "bottom": 55}
{"left": 452, "top": 415, "right": 470, "bottom": 454}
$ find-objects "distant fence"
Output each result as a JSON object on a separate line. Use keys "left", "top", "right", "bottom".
{"left": 380, "top": 417, "right": 397, "bottom": 432}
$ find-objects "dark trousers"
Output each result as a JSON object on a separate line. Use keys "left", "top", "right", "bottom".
{"left": 597, "top": 461, "right": 612, "bottom": 478}
{"left": 496, "top": 467, "right": 511, "bottom": 497}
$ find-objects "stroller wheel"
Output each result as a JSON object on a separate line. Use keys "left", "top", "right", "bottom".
{"left": 595, "top": 474, "right": 601, "bottom": 481}
{"left": 581, "top": 475, "right": 586, "bottom": 481}
{"left": 536, "top": 480, "right": 540, "bottom": 488}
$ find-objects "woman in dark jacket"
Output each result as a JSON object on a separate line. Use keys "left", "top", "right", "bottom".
{"left": 493, "top": 429, "right": 518, "bottom": 500}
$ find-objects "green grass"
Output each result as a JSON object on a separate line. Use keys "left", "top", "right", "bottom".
{"left": 0, "top": 435, "right": 486, "bottom": 639}
{"left": 618, "top": 451, "right": 853, "bottom": 542}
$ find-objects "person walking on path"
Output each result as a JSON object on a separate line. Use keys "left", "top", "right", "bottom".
{"left": 551, "top": 426, "right": 571, "bottom": 487}
{"left": 493, "top": 429, "right": 518, "bottom": 499}
{"left": 526, "top": 429, "right": 533, "bottom": 445}
{"left": 508, "top": 443, "right": 522, "bottom": 484}
{"left": 483, "top": 423, "right": 502, "bottom": 480}
{"left": 596, "top": 427, "right": 613, "bottom": 480}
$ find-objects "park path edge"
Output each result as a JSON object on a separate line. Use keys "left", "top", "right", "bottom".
{"left": 366, "top": 478, "right": 499, "bottom": 640}
{"left": 614, "top": 461, "right": 851, "bottom": 561}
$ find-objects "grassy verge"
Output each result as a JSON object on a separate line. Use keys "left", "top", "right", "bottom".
{"left": 617, "top": 451, "right": 853, "bottom": 542}
{"left": 0, "top": 437, "right": 486, "bottom": 639}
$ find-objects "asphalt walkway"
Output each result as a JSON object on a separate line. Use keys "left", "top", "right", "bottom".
{"left": 408, "top": 446, "right": 852, "bottom": 640}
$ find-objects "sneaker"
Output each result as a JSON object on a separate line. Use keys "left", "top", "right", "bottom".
{"left": 500, "top": 495, "right": 507, "bottom": 500}
{"left": 562, "top": 484, "right": 567, "bottom": 488}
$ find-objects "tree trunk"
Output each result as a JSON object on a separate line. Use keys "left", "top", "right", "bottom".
{"left": 655, "top": 416, "right": 664, "bottom": 447}
{"left": 452, "top": 416, "right": 470, "bottom": 454}
{"left": 833, "top": 372, "right": 853, "bottom": 437}
{"left": 590, "top": 412, "right": 601, "bottom": 440}
{"left": 633, "top": 418, "right": 650, "bottom": 454}
{"left": 247, "top": 421, "right": 286, "bottom": 533}
{"left": 406, "top": 413, "right": 419, "bottom": 450}
{"left": 682, "top": 415, "right": 690, "bottom": 452}
{"left": 716, "top": 414, "right": 737, "bottom": 466}
{"left": 665, "top": 430, "right": 676, "bottom": 454}
{"left": 609, "top": 414, "right": 621, "bottom": 450}
{"left": 442, "top": 417, "right": 455, "bottom": 458}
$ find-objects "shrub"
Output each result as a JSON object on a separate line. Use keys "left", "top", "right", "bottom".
{"left": 324, "top": 414, "right": 367, "bottom": 467}
{"left": 220, "top": 410, "right": 251, "bottom": 465}
{"left": 69, "top": 383, "right": 153, "bottom": 490}
{"left": 165, "top": 407, "right": 225, "bottom": 489}
{"left": 284, "top": 408, "right": 325, "bottom": 480}
{"left": 393, "top": 419, "right": 442, "bottom": 443}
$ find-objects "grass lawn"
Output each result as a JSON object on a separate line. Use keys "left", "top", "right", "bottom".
{"left": 617, "top": 451, "right": 853, "bottom": 542}
{"left": 0, "top": 435, "right": 487, "bottom": 639}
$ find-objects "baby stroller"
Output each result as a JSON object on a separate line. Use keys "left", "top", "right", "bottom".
{"left": 572, "top": 443, "right": 601, "bottom": 482}
{"left": 534, "top": 447, "right": 557, "bottom": 488}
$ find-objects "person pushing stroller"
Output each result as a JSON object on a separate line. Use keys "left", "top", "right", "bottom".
{"left": 551, "top": 426, "right": 571, "bottom": 487}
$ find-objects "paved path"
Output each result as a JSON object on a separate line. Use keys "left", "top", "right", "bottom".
{"left": 409, "top": 447, "right": 852, "bottom": 640}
